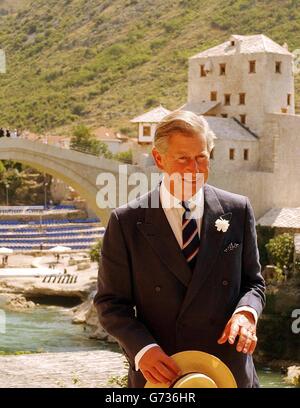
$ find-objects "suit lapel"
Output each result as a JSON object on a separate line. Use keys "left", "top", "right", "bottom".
{"left": 178, "top": 183, "right": 232, "bottom": 319}
{"left": 136, "top": 184, "right": 192, "bottom": 287}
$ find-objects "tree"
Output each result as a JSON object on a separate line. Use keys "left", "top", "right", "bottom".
{"left": 70, "top": 124, "right": 93, "bottom": 153}
{"left": 70, "top": 124, "right": 112, "bottom": 158}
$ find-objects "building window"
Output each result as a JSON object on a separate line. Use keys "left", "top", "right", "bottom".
{"left": 287, "top": 93, "right": 291, "bottom": 106}
{"left": 275, "top": 61, "right": 282, "bottom": 74}
{"left": 240, "top": 114, "right": 246, "bottom": 124}
{"left": 231, "top": 40, "right": 235, "bottom": 46}
{"left": 200, "top": 65, "right": 206, "bottom": 77}
{"left": 221, "top": 113, "right": 228, "bottom": 118}
{"left": 210, "top": 148, "right": 214, "bottom": 160}
{"left": 224, "top": 94, "right": 231, "bottom": 106}
{"left": 239, "top": 93, "right": 246, "bottom": 105}
{"left": 229, "top": 148, "right": 235, "bottom": 160}
{"left": 143, "top": 125, "right": 151, "bottom": 137}
{"left": 249, "top": 60, "right": 256, "bottom": 73}
{"left": 219, "top": 63, "right": 226, "bottom": 75}
{"left": 244, "top": 149, "right": 249, "bottom": 161}
{"left": 211, "top": 91, "right": 217, "bottom": 101}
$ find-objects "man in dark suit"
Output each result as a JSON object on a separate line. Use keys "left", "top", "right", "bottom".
{"left": 94, "top": 110, "right": 265, "bottom": 388}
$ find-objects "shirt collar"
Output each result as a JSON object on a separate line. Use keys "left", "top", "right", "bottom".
{"left": 160, "top": 174, "right": 204, "bottom": 211}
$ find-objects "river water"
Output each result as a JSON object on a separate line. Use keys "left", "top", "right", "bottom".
{"left": 0, "top": 298, "right": 295, "bottom": 388}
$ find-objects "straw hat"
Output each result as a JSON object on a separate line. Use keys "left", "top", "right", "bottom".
{"left": 144, "top": 350, "right": 237, "bottom": 388}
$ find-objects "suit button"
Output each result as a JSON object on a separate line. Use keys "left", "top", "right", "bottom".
{"left": 222, "top": 280, "right": 229, "bottom": 286}
{"left": 155, "top": 286, "right": 161, "bottom": 292}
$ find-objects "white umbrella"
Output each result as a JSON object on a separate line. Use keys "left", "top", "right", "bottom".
{"left": 48, "top": 246, "right": 71, "bottom": 253}
{"left": 49, "top": 245, "right": 72, "bottom": 263}
{"left": 0, "top": 247, "right": 13, "bottom": 254}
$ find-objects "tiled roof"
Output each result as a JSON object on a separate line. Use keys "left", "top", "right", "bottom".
{"left": 205, "top": 117, "right": 258, "bottom": 141}
{"left": 257, "top": 208, "right": 300, "bottom": 228}
{"left": 131, "top": 105, "right": 171, "bottom": 123}
{"left": 179, "top": 101, "right": 220, "bottom": 115}
{"left": 131, "top": 103, "right": 256, "bottom": 141}
{"left": 190, "top": 34, "right": 292, "bottom": 59}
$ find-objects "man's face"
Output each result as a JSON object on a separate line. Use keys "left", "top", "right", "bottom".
{"left": 152, "top": 131, "right": 210, "bottom": 199}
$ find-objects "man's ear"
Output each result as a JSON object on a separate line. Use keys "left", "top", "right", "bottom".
{"left": 152, "top": 146, "right": 164, "bottom": 171}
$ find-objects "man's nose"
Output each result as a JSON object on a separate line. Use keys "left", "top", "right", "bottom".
{"left": 185, "top": 159, "right": 198, "bottom": 173}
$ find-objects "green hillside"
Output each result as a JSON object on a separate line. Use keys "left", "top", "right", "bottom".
{"left": 0, "top": 0, "right": 30, "bottom": 14}
{"left": 0, "top": 0, "right": 299, "bottom": 135}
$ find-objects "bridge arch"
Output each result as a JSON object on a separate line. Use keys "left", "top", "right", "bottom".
{"left": 0, "top": 138, "right": 142, "bottom": 225}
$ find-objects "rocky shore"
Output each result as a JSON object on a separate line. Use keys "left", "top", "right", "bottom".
{"left": 0, "top": 269, "right": 96, "bottom": 302}
{"left": 3, "top": 294, "right": 36, "bottom": 311}
{"left": 71, "top": 292, "right": 116, "bottom": 343}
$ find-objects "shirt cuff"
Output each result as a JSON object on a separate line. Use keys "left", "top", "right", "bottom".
{"left": 134, "top": 343, "right": 158, "bottom": 371}
{"left": 233, "top": 306, "right": 258, "bottom": 325}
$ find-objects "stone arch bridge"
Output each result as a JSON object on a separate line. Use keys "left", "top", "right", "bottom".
{"left": 0, "top": 138, "right": 156, "bottom": 225}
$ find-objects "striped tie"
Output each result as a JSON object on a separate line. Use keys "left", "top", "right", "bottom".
{"left": 181, "top": 200, "right": 200, "bottom": 270}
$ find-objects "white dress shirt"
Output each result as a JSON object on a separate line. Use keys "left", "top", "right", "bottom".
{"left": 134, "top": 177, "right": 258, "bottom": 371}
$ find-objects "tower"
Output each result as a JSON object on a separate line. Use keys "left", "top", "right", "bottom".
{"left": 187, "top": 34, "right": 295, "bottom": 136}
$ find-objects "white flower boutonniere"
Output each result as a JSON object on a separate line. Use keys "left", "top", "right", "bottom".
{"left": 215, "top": 217, "right": 230, "bottom": 232}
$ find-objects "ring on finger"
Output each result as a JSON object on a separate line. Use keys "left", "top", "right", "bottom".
{"left": 247, "top": 331, "right": 256, "bottom": 340}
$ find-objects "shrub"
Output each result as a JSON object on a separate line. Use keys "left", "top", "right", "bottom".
{"left": 90, "top": 238, "right": 103, "bottom": 264}
{"left": 150, "top": 39, "right": 165, "bottom": 51}
{"left": 44, "top": 70, "right": 63, "bottom": 82}
{"left": 71, "top": 104, "right": 85, "bottom": 116}
{"left": 119, "top": 127, "right": 132, "bottom": 136}
{"left": 266, "top": 233, "right": 295, "bottom": 276}
{"left": 144, "top": 98, "right": 160, "bottom": 109}
{"left": 113, "top": 149, "right": 133, "bottom": 164}
{"left": 27, "top": 23, "right": 37, "bottom": 35}
{"left": 107, "top": 374, "right": 128, "bottom": 388}
{"left": 107, "top": 44, "right": 125, "bottom": 58}
{"left": 107, "top": 360, "right": 129, "bottom": 388}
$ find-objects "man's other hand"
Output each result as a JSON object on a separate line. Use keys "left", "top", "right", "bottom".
{"left": 217, "top": 311, "right": 257, "bottom": 355}
{"left": 139, "top": 345, "right": 182, "bottom": 385}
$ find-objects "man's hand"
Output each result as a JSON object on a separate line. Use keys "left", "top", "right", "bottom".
{"left": 217, "top": 311, "right": 257, "bottom": 355}
{"left": 139, "top": 345, "right": 182, "bottom": 385}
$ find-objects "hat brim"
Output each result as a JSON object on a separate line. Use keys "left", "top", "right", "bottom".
{"left": 145, "top": 350, "right": 237, "bottom": 388}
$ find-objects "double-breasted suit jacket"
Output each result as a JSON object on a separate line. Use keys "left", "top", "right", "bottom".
{"left": 94, "top": 182, "right": 266, "bottom": 388}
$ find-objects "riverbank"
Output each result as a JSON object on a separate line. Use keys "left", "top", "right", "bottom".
{"left": 0, "top": 350, "right": 127, "bottom": 388}
{"left": 0, "top": 350, "right": 296, "bottom": 388}
{"left": 0, "top": 254, "right": 97, "bottom": 302}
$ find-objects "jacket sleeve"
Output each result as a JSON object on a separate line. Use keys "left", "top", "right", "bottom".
{"left": 93, "top": 210, "right": 157, "bottom": 369}
{"left": 234, "top": 197, "right": 266, "bottom": 318}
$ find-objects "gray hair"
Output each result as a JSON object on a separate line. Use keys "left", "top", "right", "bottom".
{"left": 154, "top": 110, "right": 216, "bottom": 154}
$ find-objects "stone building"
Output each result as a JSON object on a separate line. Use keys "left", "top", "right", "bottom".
{"left": 130, "top": 34, "right": 300, "bottom": 219}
